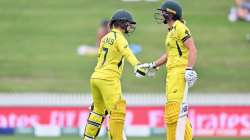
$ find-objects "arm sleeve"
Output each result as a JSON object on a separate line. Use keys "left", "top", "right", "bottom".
{"left": 117, "top": 37, "right": 140, "bottom": 67}
{"left": 177, "top": 25, "right": 191, "bottom": 43}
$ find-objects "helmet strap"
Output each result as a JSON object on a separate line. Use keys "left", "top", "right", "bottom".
{"left": 124, "top": 23, "right": 129, "bottom": 34}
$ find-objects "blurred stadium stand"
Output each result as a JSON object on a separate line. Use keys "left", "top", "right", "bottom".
{"left": 1, "top": 92, "right": 250, "bottom": 106}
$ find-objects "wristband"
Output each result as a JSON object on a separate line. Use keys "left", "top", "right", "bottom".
{"left": 152, "top": 62, "right": 157, "bottom": 69}
{"left": 186, "top": 67, "right": 192, "bottom": 70}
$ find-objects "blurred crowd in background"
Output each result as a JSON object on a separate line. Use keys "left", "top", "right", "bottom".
{"left": 228, "top": 0, "right": 250, "bottom": 22}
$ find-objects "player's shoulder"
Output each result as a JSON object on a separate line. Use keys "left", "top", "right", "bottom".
{"left": 104, "top": 31, "right": 116, "bottom": 39}
{"left": 113, "top": 30, "right": 128, "bottom": 45}
{"left": 174, "top": 20, "right": 192, "bottom": 40}
{"left": 101, "top": 30, "right": 128, "bottom": 47}
{"left": 174, "top": 20, "right": 190, "bottom": 32}
{"left": 105, "top": 30, "right": 125, "bottom": 41}
{"left": 101, "top": 31, "right": 118, "bottom": 43}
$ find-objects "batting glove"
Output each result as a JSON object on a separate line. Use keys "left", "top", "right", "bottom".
{"left": 137, "top": 62, "right": 158, "bottom": 77}
{"left": 137, "top": 62, "right": 156, "bottom": 69}
{"left": 185, "top": 67, "right": 198, "bottom": 88}
{"left": 134, "top": 64, "right": 146, "bottom": 78}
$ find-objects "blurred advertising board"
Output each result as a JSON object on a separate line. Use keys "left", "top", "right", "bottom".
{"left": 0, "top": 106, "right": 250, "bottom": 137}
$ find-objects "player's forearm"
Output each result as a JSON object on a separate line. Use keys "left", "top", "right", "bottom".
{"left": 122, "top": 47, "right": 140, "bottom": 66}
{"left": 126, "top": 54, "right": 140, "bottom": 66}
{"left": 154, "top": 53, "right": 167, "bottom": 67}
{"left": 187, "top": 47, "right": 196, "bottom": 68}
{"left": 118, "top": 45, "right": 139, "bottom": 66}
{"left": 185, "top": 38, "right": 197, "bottom": 68}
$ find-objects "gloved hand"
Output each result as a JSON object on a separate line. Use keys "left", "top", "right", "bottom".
{"left": 137, "top": 62, "right": 158, "bottom": 77}
{"left": 185, "top": 67, "right": 198, "bottom": 88}
{"left": 134, "top": 64, "right": 146, "bottom": 78}
{"left": 137, "top": 62, "right": 156, "bottom": 69}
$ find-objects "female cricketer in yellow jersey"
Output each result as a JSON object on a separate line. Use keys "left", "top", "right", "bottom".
{"left": 139, "top": 1, "right": 198, "bottom": 140}
{"left": 83, "top": 9, "right": 146, "bottom": 140}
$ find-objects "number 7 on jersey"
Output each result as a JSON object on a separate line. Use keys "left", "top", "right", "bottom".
{"left": 102, "top": 48, "right": 108, "bottom": 65}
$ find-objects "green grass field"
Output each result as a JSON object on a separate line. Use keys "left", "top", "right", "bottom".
{"left": 1, "top": 136, "right": 250, "bottom": 140}
{"left": 0, "top": 0, "right": 249, "bottom": 93}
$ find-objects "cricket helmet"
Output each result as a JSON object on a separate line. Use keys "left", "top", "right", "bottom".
{"left": 110, "top": 9, "right": 136, "bottom": 34}
{"left": 111, "top": 9, "right": 136, "bottom": 24}
{"left": 154, "top": 0, "right": 182, "bottom": 24}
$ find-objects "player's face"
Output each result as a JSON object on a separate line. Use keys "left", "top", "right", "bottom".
{"left": 154, "top": 9, "right": 170, "bottom": 24}
{"left": 126, "top": 22, "right": 136, "bottom": 33}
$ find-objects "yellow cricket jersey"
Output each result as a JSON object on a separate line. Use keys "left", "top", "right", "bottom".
{"left": 91, "top": 28, "right": 139, "bottom": 80}
{"left": 165, "top": 20, "right": 191, "bottom": 71}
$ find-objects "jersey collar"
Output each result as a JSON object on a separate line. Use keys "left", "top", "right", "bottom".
{"left": 111, "top": 28, "right": 123, "bottom": 35}
{"left": 168, "top": 20, "right": 181, "bottom": 31}
{"left": 173, "top": 20, "right": 180, "bottom": 27}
